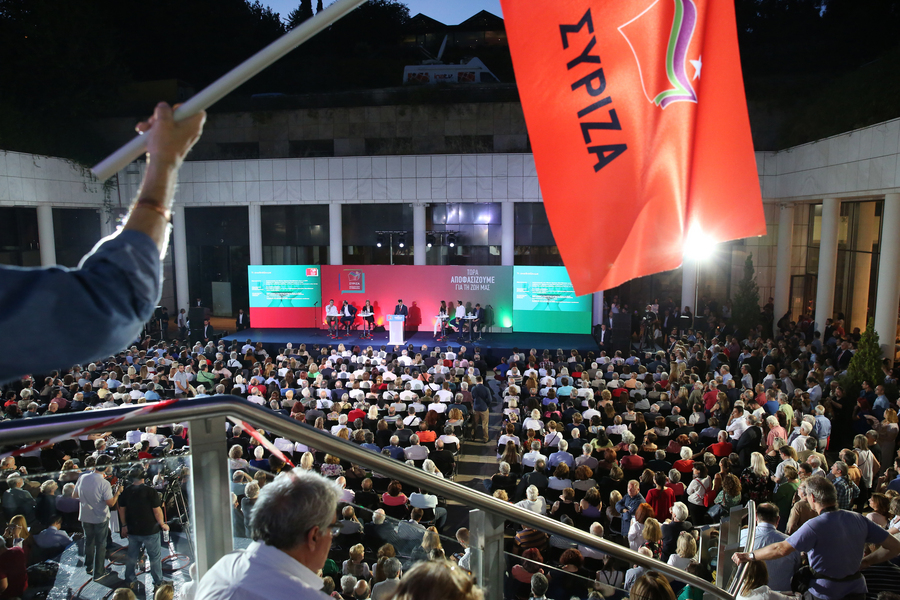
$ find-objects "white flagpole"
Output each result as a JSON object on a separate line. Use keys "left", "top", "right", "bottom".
{"left": 91, "top": 0, "right": 368, "bottom": 181}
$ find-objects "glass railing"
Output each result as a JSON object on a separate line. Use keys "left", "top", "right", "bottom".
{"left": 0, "top": 396, "right": 753, "bottom": 600}
{"left": 0, "top": 455, "right": 194, "bottom": 598}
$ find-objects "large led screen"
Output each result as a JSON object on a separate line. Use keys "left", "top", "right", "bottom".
{"left": 320, "top": 266, "right": 513, "bottom": 333}
{"left": 248, "top": 265, "right": 322, "bottom": 328}
{"left": 513, "top": 266, "right": 592, "bottom": 334}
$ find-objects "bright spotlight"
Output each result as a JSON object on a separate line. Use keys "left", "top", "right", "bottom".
{"left": 376, "top": 233, "right": 384, "bottom": 248}
{"left": 397, "top": 234, "right": 405, "bottom": 248}
{"left": 683, "top": 226, "right": 714, "bottom": 261}
{"left": 448, "top": 232, "right": 457, "bottom": 248}
{"left": 426, "top": 233, "right": 435, "bottom": 248}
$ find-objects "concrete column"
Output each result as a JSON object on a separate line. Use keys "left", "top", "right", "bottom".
{"left": 99, "top": 206, "right": 116, "bottom": 239}
{"left": 814, "top": 198, "right": 841, "bottom": 334}
{"left": 874, "top": 193, "right": 900, "bottom": 365}
{"left": 248, "top": 203, "right": 263, "bottom": 265}
{"left": 501, "top": 201, "right": 515, "bottom": 266}
{"left": 172, "top": 204, "right": 190, "bottom": 313}
{"left": 773, "top": 203, "right": 794, "bottom": 335}
{"left": 413, "top": 204, "right": 426, "bottom": 265}
{"left": 850, "top": 202, "right": 877, "bottom": 331}
{"left": 592, "top": 291, "right": 605, "bottom": 326}
{"left": 329, "top": 203, "right": 342, "bottom": 265}
{"left": 37, "top": 204, "right": 56, "bottom": 267}
{"left": 681, "top": 257, "right": 697, "bottom": 316}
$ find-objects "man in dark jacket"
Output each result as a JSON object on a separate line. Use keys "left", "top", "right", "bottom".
{"left": 472, "top": 376, "right": 492, "bottom": 443}
{"left": 735, "top": 414, "right": 763, "bottom": 468}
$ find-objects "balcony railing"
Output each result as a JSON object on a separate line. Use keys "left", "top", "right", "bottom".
{"left": 0, "top": 396, "right": 754, "bottom": 600}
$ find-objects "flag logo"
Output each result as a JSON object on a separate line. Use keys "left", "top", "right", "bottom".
{"left": 619, "top": 0, "right": 702, "bottom": 109}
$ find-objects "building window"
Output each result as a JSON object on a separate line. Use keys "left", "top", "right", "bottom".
{"left": 444, "top": 135, "right": 494, "bottom": 153}
{"left": 289, "top": 140, "right": 334, "bottom": 158}
{"left": 52, "top": 208, "right": 101, "bottom": 268}
{"left": 215, "top": 142, "right": 260, "bottom": 160}
{"left": 261, "top": 205, "right": 330, "bottom": 265}
{"left": 365, "top": 137, "right": 413, "bottom": 155}
{"left": 514, "top": 202, "right": 561, "bottom": 266}
{"left": 342, "top": 204, "right": 414, "bottom": 264}
{"left": 427, "top": 202, "right": 501, "bottom": 265}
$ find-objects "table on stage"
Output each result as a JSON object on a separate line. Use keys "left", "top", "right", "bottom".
{"left": 360, "top": 311, "right": 374, "bottom": 339}
{"left": 435, "top": 314, "right": 449, "bottom": 340}
{"left": 460, "top": 314, "right": 478, "bottom": 343}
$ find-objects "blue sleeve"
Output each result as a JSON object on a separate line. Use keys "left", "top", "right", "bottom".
{"left": 864, "top": 517, "right": 890, "bottom": 545}
{"left": 786, "top": 520, "right": 815, "bottom": 553}
{"left": 0, "top": 230, "right": 161, "bottom": 383}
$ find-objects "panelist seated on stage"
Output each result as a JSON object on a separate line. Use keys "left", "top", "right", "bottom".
{"left": 325, "top": 299, "right": 340, "bottom": 334}
{"left": 340, "top": 300, "right": 357, "bottom": 332}
{"left": 449, "top": 300, "right": 465, "bottom": 332}
{"left": 360, "top": 300, "right": 375, "bottom": 329}
{"left": 472, "top": 303, "right": 485, "bottom": 333}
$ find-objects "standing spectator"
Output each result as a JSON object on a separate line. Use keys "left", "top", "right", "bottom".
{"left": 0, "top": 536, "right": 27, "bottom": 599}
{"left": 732, "top": 476, "right": 900, "bottom": 600}
{"left": 831, "top": 461, "right": 860, "bottom": 510}
{"left": 75, "top": 454, "right": 123, "bottom": 581}
{"left": 119, "top": 467, "right": 170, "bottom": 592}
{"left": 616, "top": 481, "right": 646, "bottom": 540}
{"left": 472, "top": 377, "right": 492, "bottom": 443}
{"left": 646, "top": 472, "right": 675, "bottom": 522}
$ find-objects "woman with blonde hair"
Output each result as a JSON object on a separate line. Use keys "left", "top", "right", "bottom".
{"left": 741, "top": 452, "right": 772, "bottom": 503}
{"left": 736, "top": 560, "right": 793, "bottom": 600}
{"left": 667, "top": 531, "right": 697, "bottom": 569}
{"left": 299, "top": 451, "right": 315, "bottom": 471}
{"left": 343, "top": 543, "right": 372, "bottom": 580}
{"left": 390, "top": 559, "right": 483, "bottom": 600}
{"left": 629, "top": 570, "right": 677, "bottom": 600}
{"left": 641, "top": 517, "right": 663, "bottom": 559}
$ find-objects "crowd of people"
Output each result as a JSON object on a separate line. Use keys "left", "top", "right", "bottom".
{"left": 3, "top": 305, "right": 900, "bottom": 600}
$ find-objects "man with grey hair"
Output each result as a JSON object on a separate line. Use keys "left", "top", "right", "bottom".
{"left": 370, "top": 557, "right": 401, "bottom": 600}
{"left": 830, "top": 461, "right": 859, "bottom": 510}
{"left": 195, "top": 468, "right": 342, "bottom": 600}
{"left": 734, "top": 476, "right": 900, "bottom": 600}
{"left": 577, "top": 522, "right": 607, "bottom": 560}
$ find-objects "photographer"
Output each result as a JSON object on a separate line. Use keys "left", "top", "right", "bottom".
{"left": 118, "top": 467, "right": 170, "bottom": 593}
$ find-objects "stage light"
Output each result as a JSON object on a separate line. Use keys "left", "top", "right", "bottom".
{"left": 683, "top": 225, "right": 714, "bottom": 261}
{"left": 398, "top": 234, "right": 405, "bottom": 248}
{"left": 448, "top": 232, "right": 457, "bottom": 248}
{"left": 376, "top": 233, "right": 384, "bottom": 248}
{"left": 426, "top": 233, "right": 435, "bottom": 248}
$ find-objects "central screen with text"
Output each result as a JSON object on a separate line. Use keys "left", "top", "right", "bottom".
{"left": 320, "top": 265, "right": 513, "bottom": 333}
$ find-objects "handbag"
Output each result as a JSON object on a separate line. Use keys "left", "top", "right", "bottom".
{"left": 706, "top": 503, "right": 726, "bottom": 520}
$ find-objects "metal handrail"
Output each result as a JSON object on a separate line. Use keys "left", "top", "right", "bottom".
{"left": 728, "top": 500, "right": 757, "bottom": 597}
{"left": 0, "top": 396, "right": 745, "bottom": 600}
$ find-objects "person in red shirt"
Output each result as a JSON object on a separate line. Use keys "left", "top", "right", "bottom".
{"left": 0, "top": 537, "right": 28, "bottom": 599}
{"left": 347, "top": 405, "right": 366, "bottom": 423}
{"left": 673, "top": 447, "right": 696, "bottom": 475}
{"left": 645, "top": 472, "right": 675, "bottom": 522}
{"left": 620, "top": 445, "right": 645, "bottom": 471}
{"left": 708, "top": 431, "right": 733, "bottom": 458}
{"left": 704, "top": 388, "right": 721, "bottom": 412}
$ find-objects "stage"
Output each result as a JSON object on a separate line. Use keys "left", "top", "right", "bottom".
{"left": 220, "top": 327, "right": 598, "bottom": 364}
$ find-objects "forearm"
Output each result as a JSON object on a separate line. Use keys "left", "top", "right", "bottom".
{"left": 153, "top": 507, "right": 166, "bottom": 527}
{"left": 754, "top": 541, "right": 794, "bottom": 561}
{"left": 123, "top": 159, "right": 178, "bottom": 256}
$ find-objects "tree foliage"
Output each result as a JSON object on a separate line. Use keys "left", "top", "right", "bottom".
{"left": 846, "top": 318, "right": 882, "bottom": 387}
{"left": 287, "top": 0, "right": 313, "bottom": 28}
{"left": 732, "top": 254, "right": 762, "bottom": 337}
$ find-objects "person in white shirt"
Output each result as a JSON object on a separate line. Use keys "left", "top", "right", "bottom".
{"left": 427, "top": 400, "right": 446, "bottom": 414}
{"left": 727, "top": 408, "right": 750, "bottom": 440}
{"left": 522, "top": 442, "right": 543, "bottom": 468}
{"left": 195, "top": 469, "right": 342, "bottom": 600}
{"left": 790, "top": 422, "right": 813, "bottom": 453}
{"left": 330, "top": 414, "right": 349, "bottom": 436}
{"left": 325, "top": 300, "right": 340, "bottom": 336}
{"left": 435, "top": 382, "right": 453, "bottom": 403}
{"left": 515, "top": 485, "right": 547, "bottom": 515}
{"left": 734, "top": 560, "right": 794, "bottom": 600}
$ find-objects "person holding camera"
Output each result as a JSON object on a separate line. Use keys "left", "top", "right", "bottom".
{"left": 74, "top": 454, "right": 123, "bottom": 581}
{"left": 118, "top": 467, "right": 170, "bottom": 593}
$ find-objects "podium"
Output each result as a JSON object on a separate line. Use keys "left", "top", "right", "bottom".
{"left": 387, "top": 314, "right": 406, "bottom": 346}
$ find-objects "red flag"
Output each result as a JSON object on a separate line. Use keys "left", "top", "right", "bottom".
{"left": 500, "top": 0, "right": 766, "bottom": 296}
